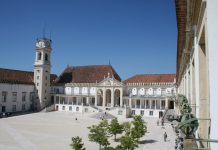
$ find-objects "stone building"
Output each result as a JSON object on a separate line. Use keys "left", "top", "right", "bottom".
{"left": 175, "top": 0, "right": 218, "bottom": 149}
{"left": 0, "top": 37, "right": 176, "bottom": 118}
{"left": 51, "top": 66, "right": 176, "bottom": 117}
{"left": 0, "top": 68, "right": 56, "bottom": 113}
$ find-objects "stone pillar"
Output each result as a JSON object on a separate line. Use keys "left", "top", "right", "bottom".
{"left": 154, "top": 100, "right": 156, "bottom": 110}
{"left": 111, "top": 89, "right": 114, "bottom": 107}
{"left": 87, "top": 97, "right": 89, "bottom": 105}
{"left": 95, "top": 91, "right": 98, "bottom": 106}
{"left": 129, "top": 97, "right": 132, "bottom": 108}
{"left": 54, "top": 95, "right": 56, "bottom": 104}
{"left": 149, "top": 100, "right": 151, "bottom": 109}
{"left": 120, "top": 89, "right": 123, "bottom": 107}
{"left": 76, "top": 97, "right": 78, "bottom": 105}
{"left": 103, "top": 89, "right": 106, "bottom": 107}
{"left": 165, "top": 97, "right": 168, "bottom": 109}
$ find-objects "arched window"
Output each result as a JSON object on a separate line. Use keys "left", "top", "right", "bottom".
{"left": 38, "top": 52, "right": 42, "bottom": 60}
{"left": 45, "top": 53, "right": 48, "bottom": 61}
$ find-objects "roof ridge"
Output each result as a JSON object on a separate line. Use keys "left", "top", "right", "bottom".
{"left": 135, "top": 73, "right": 176, "bottom": 76}
{"left": 0, "top": 68, "right": 33, "bottom": 73}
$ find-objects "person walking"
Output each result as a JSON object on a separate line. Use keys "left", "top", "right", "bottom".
{"left": 164, "top": 132, "right": 167, "bottom": 142}
{"left": 157, "top": 119, "right": 159, "bottom": 126}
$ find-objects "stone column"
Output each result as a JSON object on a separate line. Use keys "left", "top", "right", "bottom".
{"left": 111, "top": 89, "right": 114, "bottom": 107}
{"left": 149, "top": 100, "right": 151, "bottom": 109}
{"left": 54, "top": 95, "right": 56, "bottom": 104}
{"left": 129, "top": 97, "right": 132, "bottom": 108}
{"left": 103, "top": 89, "right": 106, "bottom": 107}
{"left": 154, "top": 100, "right": 156, "bottom": 110}
{"left": 120, "top": 89, "right": 123, "bottom": 107}
{"left": 95, "top": 90, "right": 98, "bottom": 106}
{"left": 87, "top": 97, "right": 89, "bottom": 105}
{"left": 165, "top": 97, "right": 168, "bottom": 109}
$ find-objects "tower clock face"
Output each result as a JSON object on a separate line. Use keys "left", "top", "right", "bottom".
{"left": 36, "top": 41, "right": 45, "bottom": 48}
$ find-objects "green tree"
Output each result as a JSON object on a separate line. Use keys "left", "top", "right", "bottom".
{"left": 70, "top": 136, "right": 85, "bottom": 150}
{"left": 119, "top": 134, "right": 138, "bottom": 150}
{"left": 131, "top": 115, "right": 147, "bottom": 141}
{"left": 88, "top": 120, "right": 110, "bottom": 150}
{"left": 108, "top": 118, "right": 123, "bottom": 140}
{"left": 122, "top": 122, "right": 132, "bottom": 136}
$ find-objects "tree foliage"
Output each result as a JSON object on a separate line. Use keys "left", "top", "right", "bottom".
{"left": 119, "top": 134, "right": 138, "bottom": 150}
{"left": 131, "top": 115, "right": 147, "bottom": 141}
{"left": 108, "top": 118, "right": 123, "bottom": 140}
{"left": 70, "top": 136, "right": 85, "bottom": 150}
{"left": 88, "top": 120, "right": 110, "bottom": 150}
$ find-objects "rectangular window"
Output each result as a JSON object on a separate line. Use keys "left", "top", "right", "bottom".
{"left": 56, "top": 96, "right": 59, "bottom": 104}
{"left": 62, "top": 106, "right": 65, "bottom": 110}
{"left": 69, "top": 106, "right": 72, "bottom": 111}
{"left": 151, "top": 100, "right": 155, "bottom": 109}
{"left": 69, "top": 99, "right": 73, "bottom": 105}
{"left": 146, "top": 100, "right": 150, "bottom": 109}
{"left": 22, "top": 92, "right": 26, "bottom": 102}
{"left": 140, "top": 110, "right": 144, "bottom": 115}
{"left": 12, "top": 105, "right": 16, "bottom": 112}
{"left": 30, "top": 92, "right": 35, "bottom": 102}
{"left": 37, "top": 76, "right": 39, "bottom": 79}
{"left": 2, "top": 91, "right": 7, "bottom": 102}
{"left": 22, "top": 104, "right": 26, "bottom": 111}
{"left": 73, "top": 97, "right": 77, "bottom": 105}
{"left": 149, "top": 111, "right": 153, "bottom": 116}
{"left": 60, "top": 97, "right": 65, "bottom": 104}
{"left": 161, "top": 100, "right": 165, "bottom": 109}
{"left": 132, "top": 110, "right": 135, "bottom": 115}
{"left": 12, "top": 92, "right": 17, "bottom": 102}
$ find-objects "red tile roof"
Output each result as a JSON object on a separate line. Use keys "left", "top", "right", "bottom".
{"left": 123, "top": 74, "right": 176, "bottom": 84}
{"left": 0, "top": 68, "right": 57, "bottom": 85}
{"left": 55, "top": 65, "right": 121, "bottom": 84}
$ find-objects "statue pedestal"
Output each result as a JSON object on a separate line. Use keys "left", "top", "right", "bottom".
{"left": 184, "top": 139, "right": 194, "bottom": 150}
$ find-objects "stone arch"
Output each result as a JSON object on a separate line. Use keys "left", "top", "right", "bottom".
{"left": 114, "top": 89, "right": 120, "bottom": 107}
{"left": 38, "top": 52, "right": 42, "bottom": 60}
{"left": 106, "top": 89, "right": 111, "bottom": 107}
{"left": 97, "top": 89, "right": 103, "bottom": 106}
{"left": 45, "top": 53, "right": 48, "bottom": 61}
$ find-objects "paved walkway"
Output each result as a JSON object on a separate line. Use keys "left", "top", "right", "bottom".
{"left": 0, "top": 112, "right": 175, "bottom": 150}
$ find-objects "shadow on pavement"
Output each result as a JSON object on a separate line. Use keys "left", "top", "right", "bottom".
{"left": 138, "top": 139, "right": 157, "bottom": 144}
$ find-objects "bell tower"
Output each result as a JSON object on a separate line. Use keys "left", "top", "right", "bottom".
{"left": 34, "top": 38, "right": 52, "bottom": 110}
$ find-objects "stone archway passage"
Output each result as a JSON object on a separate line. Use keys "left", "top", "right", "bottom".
{"left": 114, "top": 89, "right": 120, "bottom": 107}
{"left": 97, "top": 89, "right": 103, "bottom": 106}
{"left": 168, "top": 101, "right": 174, "bottom": 109}
{"left": 159, "top": 111, "right": 163, "bottom": 118}
{"left": 106, "top": 89, "right": 111, "bottom": 107}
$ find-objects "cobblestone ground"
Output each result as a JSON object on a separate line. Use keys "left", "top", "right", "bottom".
{"left": 0, "top": 112, "right": 175, "bottom": 150}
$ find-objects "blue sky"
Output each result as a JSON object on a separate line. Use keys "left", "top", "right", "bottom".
{"left": 0, "top": 0, "right": 177, "bottom": 80}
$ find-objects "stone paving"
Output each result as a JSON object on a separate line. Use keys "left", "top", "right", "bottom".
{"left": 0, "top": 112, "right": 176, "bottom": 150}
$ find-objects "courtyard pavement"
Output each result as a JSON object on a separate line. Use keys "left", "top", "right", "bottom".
{"left": 0, "top": 112, "right": 175, "bottom": 150}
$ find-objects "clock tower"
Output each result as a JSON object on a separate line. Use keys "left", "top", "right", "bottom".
{"left": 34, "top": 38, "right": 52, "bottom": 110}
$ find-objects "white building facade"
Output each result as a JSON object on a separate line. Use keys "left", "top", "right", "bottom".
{"left": 51, "top": 68, "right": 176, "bottom": 118}
{"left": 176, "top": 0, "right": 218, "bottom": 149}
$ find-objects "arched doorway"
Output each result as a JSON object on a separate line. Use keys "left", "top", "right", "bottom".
{"left": 106, "top": 89, "right": 111, "bottom": 107}
{"left": 159, "top": 111, "right": 163, "bottom": 118}
{"left": 168, "top": 100, "right": 174, "bottom": 109}
{"left": 97, "top": 89, "right": 103, "bottom": 106}
{"left": 114, "top": 89, "right": 120, "bottom": 107}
